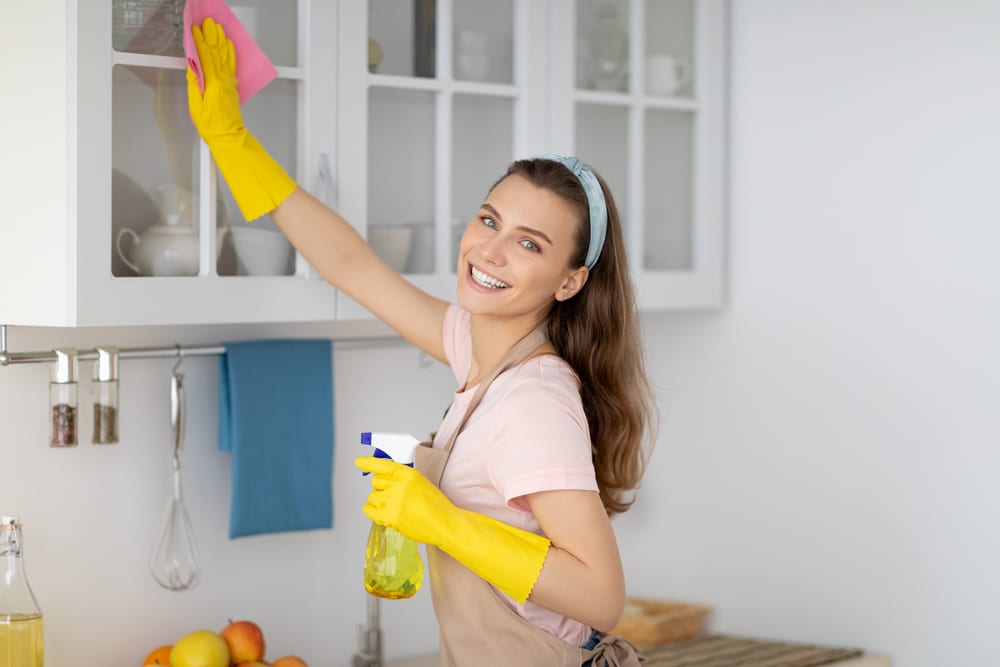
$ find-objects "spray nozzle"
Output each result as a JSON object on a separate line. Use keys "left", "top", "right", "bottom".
{"left": 360, "top": 432, "right": 421, "bottom": 475}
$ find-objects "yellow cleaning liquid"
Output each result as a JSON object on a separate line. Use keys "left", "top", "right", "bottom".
{"left": 364, "top": 524, "right": 423, "bottom": 599}
{"left": 0, "top": 613, "right": 44, "bottom": 667}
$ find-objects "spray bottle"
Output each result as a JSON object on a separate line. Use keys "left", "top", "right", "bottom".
{"left": 361, "top": 432, "right": 424, "bottom": 599}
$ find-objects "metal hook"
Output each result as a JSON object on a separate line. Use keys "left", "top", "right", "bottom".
{"left": 171, "top": 345, "right": 184, "bottom": 373}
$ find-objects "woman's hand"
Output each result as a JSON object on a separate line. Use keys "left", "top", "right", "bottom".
{"left": 187, "top": 17, "right": 244, "bottom": 147}
{"left": 354, "top": 455, "right": 551, "bottom": 604}
{"left": 183, "top": 17, "right": 296, "bottom": 220}
{"left": 355, "top": 456, "right": 453, "bottom": 545}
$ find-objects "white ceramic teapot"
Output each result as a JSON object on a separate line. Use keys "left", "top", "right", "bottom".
{"left": 115, "top": 184, "right": 228, "bottom": 277}
{"left": 116, "top": 215, "right": 229, "bottom": 277}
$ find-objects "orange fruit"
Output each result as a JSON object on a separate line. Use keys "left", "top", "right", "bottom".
{"left": 143, "top": 645, "right": 172, "bottom": 665}
{"left": 273, "top": 657, "right": 309, "bottom": 667}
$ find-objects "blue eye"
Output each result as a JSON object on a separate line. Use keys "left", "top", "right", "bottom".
{"left": 520, "top": 239, "right": 540, "bottom": 253}
{"left": 481, "top": 216, "right": 498, "bottom": 229}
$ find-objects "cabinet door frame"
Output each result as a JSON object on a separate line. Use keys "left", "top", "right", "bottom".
{"left": 335, "top": 0, "right": 550, "bottom": 320}
{"left": 1, "top": 0, "right": 344, "bottom": 327}
{"left": 548, "top": 0, "right": 728, "bottom": 311}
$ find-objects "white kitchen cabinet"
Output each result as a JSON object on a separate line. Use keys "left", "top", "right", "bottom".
{"left": 551, "top": 0, "right": 728, "bottom": 309}
{"left": 337, "top": 0, "right": 728, "bottom": 318}
{"left": 0, "top": 0, "right": 339, "bottom": 327}
{"left": 0, "top": 0, "right": 726, "bottom": 328}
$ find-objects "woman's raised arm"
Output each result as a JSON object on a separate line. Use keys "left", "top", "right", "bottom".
{"left": 188, "top": 18, "right": 448, "bottom": 359}
{"left": 271, "top": 188, "right": 448, "bottom": 361}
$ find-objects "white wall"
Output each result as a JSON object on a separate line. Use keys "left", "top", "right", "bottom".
{"left": 615, "top": 2, "right": 1000, "bottom": 666}
{"left": 1, "top": 321, "right": 454, "bottom": 666}
{"left": 2, "top": 1, "right": 998, "bottom": 666}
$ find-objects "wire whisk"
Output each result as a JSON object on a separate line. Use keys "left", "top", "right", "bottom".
{"left": 150, "top": 359, "right": 201, "bottom": 591}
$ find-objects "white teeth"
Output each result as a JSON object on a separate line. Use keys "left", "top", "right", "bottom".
{"left": 471, "top": 266, "right": 510, "bottom": 289}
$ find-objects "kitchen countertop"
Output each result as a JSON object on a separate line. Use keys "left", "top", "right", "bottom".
{"left": 386, "top": 644, "right": 891, "bottom": 667}
{"left": 639, "top": 635, "right": 890, "bottom": 666}
{"left": 385, "top": 655, "right": 889, "bottom": 667}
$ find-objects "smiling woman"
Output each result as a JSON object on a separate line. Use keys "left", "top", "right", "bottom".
{"left": 186, "top": 16, "right": 653, "bottom": 666}
{"left": 455, "top": 174, "right": 590, "bottom": 328}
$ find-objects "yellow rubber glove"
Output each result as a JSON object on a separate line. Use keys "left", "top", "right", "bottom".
{"left": 355, "top": 456, "right": 551, "bottom": 604}
{"left": 187, "top": 17, "right": 297, "bottom": 221}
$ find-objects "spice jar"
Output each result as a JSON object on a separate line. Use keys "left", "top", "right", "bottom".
{"left": 91, "top": 346, "right": 120, "bottom": 444}
{"left": 49, "top": 348, "right": 78, "bottom": 447}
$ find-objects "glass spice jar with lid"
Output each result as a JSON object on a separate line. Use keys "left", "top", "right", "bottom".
{"left": 91, "top": 347, "right": 119, "bottom": 444}
{"left": 49, "top": 348, "right": 78, "bottom": 447}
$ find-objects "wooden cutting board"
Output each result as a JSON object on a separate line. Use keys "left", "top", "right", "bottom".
{"left": 642, "top": 634, "right": 863, "bottom": 666}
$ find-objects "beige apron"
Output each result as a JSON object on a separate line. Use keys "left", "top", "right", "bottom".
{"left": 414, "top": 326, "right": 643, "bottom": 666}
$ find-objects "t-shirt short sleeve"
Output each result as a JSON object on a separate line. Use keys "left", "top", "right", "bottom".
{"left": 486, "top": 371, "right": 598, "bottom": 511}
{"left": 442, "top": 304, "right": 472, "bottom": 385}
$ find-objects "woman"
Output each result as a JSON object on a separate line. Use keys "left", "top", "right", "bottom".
{"left": 188, "top": 18, "right": 654, "bottom": 666}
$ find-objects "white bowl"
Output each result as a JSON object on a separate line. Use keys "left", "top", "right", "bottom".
{"left": 230, "top": 226, "right": 294, "bottom": 275}
{"left": 369, "top": 225, "right": 414, "bottom": 272}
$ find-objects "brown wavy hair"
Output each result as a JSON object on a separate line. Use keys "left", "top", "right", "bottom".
{"left": 492, "top": 159, "right": 656, "bottom": 515}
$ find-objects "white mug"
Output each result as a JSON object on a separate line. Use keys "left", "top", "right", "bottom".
{"left": 646, "top": 54, "right": 692, "bottom": 96}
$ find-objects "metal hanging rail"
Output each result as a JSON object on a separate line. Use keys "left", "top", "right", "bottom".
{"left": 0, "top": 324, "right": 407, "bottom": 367}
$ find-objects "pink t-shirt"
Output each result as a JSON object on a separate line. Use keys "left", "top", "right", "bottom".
{"left": 432, "top": 305, "right": 597, "bottom": 646}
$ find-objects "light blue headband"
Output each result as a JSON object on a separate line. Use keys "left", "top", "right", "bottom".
{"left": 536, "top": 154, "right": 608, "bottom": 270}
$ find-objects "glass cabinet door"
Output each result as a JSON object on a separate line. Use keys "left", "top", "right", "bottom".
{"left": 555, "top": 0, "right": 726, "bottom": 308}
{"left": 452, "top": 94, "right": 515, "bottom": 269}
{"left": 354, "top": 0, "right": 533, "bottom": 303}
{"left": 110, "top": 1, "right": 300, "bottom": 280}
{"left": 367, "top": 87, "right": 437, "bottom": 273}
{"left": 574, "top": 0, "right": 697, "bottom": 272}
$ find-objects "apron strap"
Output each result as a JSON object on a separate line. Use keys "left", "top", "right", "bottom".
{"left": 415, "top": 324, "right": 549, "bottom": 487}
{"left": 441, "top": 324, "right": 549, "bottom": 454}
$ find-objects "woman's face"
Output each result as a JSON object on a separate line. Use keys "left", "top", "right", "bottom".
{"left": 456, "top": 174, "right": 588, "bottom": 322}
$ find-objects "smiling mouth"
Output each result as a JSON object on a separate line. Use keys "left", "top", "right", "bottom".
{"left": 470, "top": 265, "right": 511, "bottom": 289}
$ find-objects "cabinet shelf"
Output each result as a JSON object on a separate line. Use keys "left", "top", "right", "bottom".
{"left": 112, "top": 51, "right": 185, "bottom": 69}
{"left": 111, "top": 50, "right": 307, "bottom": 82}
{"left": 369, "top": 73, "right": 520, "bottom": 99}
{"left": 574, "top": 89, "right": 701, "bottom": 112}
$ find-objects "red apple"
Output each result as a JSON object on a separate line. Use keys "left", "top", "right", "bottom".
{"left": 220, "top": 620, "right": 266, "bottom": 664}
{"left": 272, "top": 657, "right": 308, "bottom": 667}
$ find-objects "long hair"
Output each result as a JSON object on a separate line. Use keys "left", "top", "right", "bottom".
{"left": 493, "top": 158, "right": 656, "bottom": 515}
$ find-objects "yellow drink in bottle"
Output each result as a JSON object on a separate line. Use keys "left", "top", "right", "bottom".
{"left": 0, "top": 613, "right": 44, "bottom": 667}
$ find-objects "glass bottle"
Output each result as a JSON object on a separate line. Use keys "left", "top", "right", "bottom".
{"left": 91, "top": 347, "right": 120, "bottom": 445}
{"left": 589, "top": 3, "right": 629, "bottom": 92}
{"left": 49, "top": 349, "right": 78, "bottom": 448}
{"left": 0, "top": 516, "right": 44, "bottom": 667}
{"left": 112, "top": 0, "right": 184, "bottom": 56}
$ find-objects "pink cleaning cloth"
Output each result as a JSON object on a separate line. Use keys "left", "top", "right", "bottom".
{"left": 184, "top": 0, "right": 277, "bottom": 105}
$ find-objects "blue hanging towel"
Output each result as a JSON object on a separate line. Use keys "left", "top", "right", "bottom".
{"left": 219, "top": 340, "right": 334, "bottom": 538}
